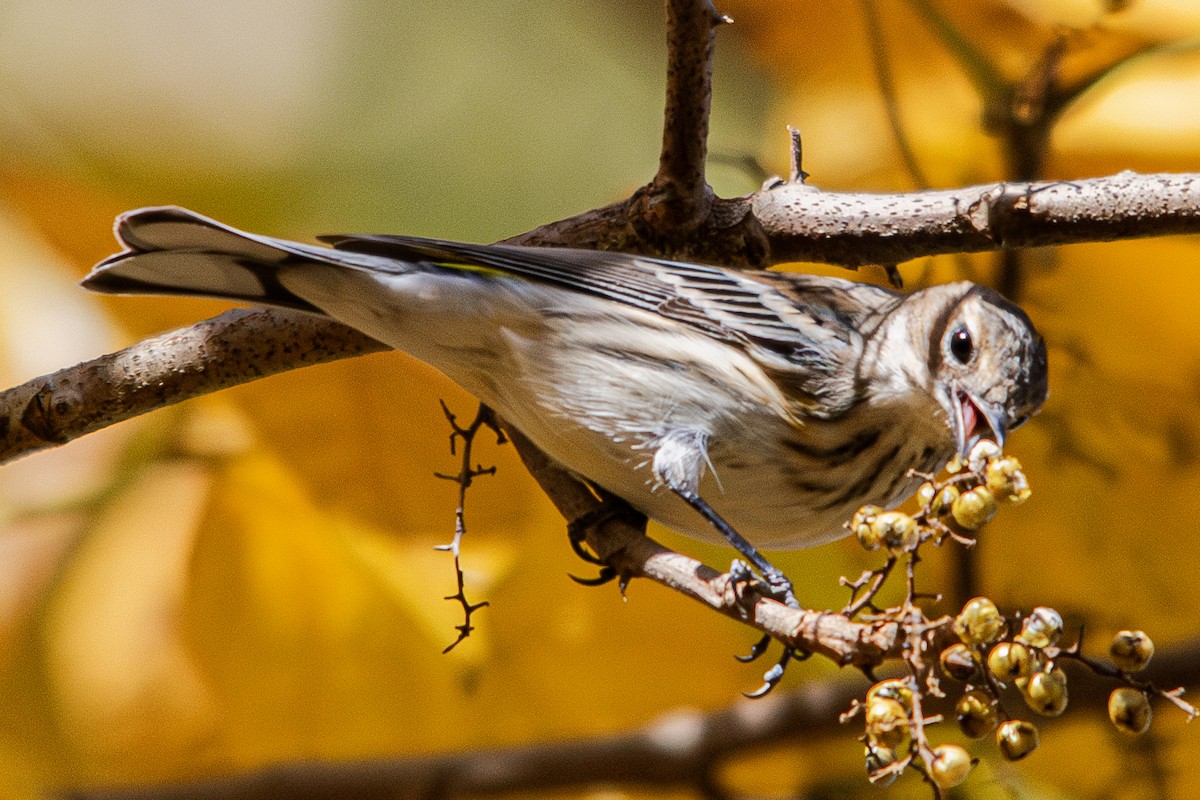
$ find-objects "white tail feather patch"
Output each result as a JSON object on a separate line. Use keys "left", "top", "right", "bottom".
{"left": 118, "top": 216, "right": 291, "bottom": 264}
{"left": 113, "top": 251, "right": 268, "bottom": 298}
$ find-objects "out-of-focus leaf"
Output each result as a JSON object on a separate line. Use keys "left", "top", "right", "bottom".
{"left": 1054, "top": 46, "right": 1200, "bottom": 174}
{"left": 40, "top": 460, "right": 219, "bottom": 786}
{"left": 0, "top": 199, "right": 135, "bottom": 515}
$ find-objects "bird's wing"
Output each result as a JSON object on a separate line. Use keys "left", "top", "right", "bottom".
{"left": 325, "top": 232, "right": 898, "bottom": 410}
{"left": 86, "top": 207, "right": 899, "bottom": 415}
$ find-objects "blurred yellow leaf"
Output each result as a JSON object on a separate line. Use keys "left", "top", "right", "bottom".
{"left": 41, "top": 460, "right": 218, "bottom": 785}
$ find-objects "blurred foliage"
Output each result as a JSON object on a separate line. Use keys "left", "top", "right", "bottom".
{"left": 0, "top": 0, "right": 1198, "bottom": 798}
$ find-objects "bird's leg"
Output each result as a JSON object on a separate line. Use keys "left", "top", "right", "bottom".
{"left": 671, "top": 489, "right": 798, "bottom": 609}
{"left": 651, "top": 429, "right": 801, "bottom": 695}
{"left": 653, "top": 428, "right": 799, "bottom": 609}
{"left": 672, "top": 492, "right": 805, "bottom": 696}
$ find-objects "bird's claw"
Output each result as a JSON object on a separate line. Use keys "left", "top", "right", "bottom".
{"left": 569, "top": 567, "right": 618, "bottom": 587}
{"left": 727, "top": 559, "right": 799, "bottom": 610}
{"left": 565, "top": 498, "right": 645, "bottom": 585}
{"left": 736, "top": 633, "right": 772, "bottom": 663}
{"left": 760, "top": 567, "right": 799, "bottom": 609}
{"left": 744, "top": 647, "right": 795, "bottom": 699}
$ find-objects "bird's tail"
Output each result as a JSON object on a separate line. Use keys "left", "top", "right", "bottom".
{"left": 82, "top": 206, "right": 365, "bottom": 313}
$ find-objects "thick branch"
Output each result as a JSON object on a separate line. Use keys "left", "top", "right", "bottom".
{"left": 61, "top": 678, "right": 858, "bottom": 800}
{"left": 0, "top": 310, "right": 385, "bottom": 464}
{"left": 653, "top": 0, "right": 723, "bottom": 228}
{"left": 59, "top": 637, "right": 1200, "bottom": 800}
{"left": 505, "top": 170, "right": 1200, "bottom": 267}
{"left": 756, "top": 170, "right": 1200, "bottom": 266}
{"left": 4, "top": 170, "right": 1200, "bottom": 464}
{"left": 5, "top": 167, "right": 1199, "bottom": 469}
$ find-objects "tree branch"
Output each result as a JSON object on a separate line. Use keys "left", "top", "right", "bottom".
{"left": 60, "top": 677, "right": 858, "bottom": 800}
{"left": 504, "top": 427, "right": 905, "bottom": 668}
{"left": 653, "top": 0, "right": 724, "bottom": 228}
{"left": 0, "top": 310, "right": 384, "bottom": 464}
{"left": 754, "top": 170, "right": 1200, "bottom": 267}
{"left": 6, "top": 169, "right": 1198, "bottom": 465}
{"left": 504, "top": 169, "right": 1200, "bottom": 267}
{"left": 58, "top": 636, "right": 1200, "bottom": 800}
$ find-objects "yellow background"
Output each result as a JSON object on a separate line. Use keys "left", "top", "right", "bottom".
{"left": 0, "top": 1, "right": 1198, "bottom": 797}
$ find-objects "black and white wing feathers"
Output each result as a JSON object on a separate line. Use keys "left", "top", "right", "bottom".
{"left": 326, "top": 231, "right": 902, "bottom": 413}
{"left": 86, "top": 207, "right": 903, "bottom": 415}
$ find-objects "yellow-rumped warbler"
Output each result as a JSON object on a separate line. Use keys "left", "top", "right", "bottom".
{"left": 84, "top": 207, "right": 1048, "bottom": 601}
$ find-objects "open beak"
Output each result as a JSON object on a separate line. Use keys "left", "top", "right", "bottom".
{"left": 953, "top": 385, "right": 1007, "bottom": 458}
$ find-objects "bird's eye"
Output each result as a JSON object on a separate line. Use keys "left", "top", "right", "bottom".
{"left": 949, "top": 325, "right": 974, "bottom": 364}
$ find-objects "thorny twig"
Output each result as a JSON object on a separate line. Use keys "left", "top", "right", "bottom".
{"left": 433, "top": 401, "right": 506, "bottom": 652}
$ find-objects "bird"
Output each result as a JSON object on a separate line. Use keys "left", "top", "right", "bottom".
{"left": 83, "top": 206, "right": 1048, "bottom": 602}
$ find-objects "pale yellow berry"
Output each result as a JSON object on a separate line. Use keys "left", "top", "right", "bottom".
{"left": 954, "top": 596, "right": 1005, "bottom": 646}
{"left": 985, "top": 455, "right": 1031, "bottom": 503}
{"left": 967, "top": 439, "right": 1002, "bottom": 472}
{"left": 996, "top": 719, "right": 1040, "bottom": 761}
{"left": 916, "top": 481, "right": 936, "bottom": 507}
{"left": 930, "top": 485, "right": 960, "bottom": 517}
{"left": 929, "top": 743, "right": 973, "bottom": 789}
{"left": 956, "top": 690, "right": 999, "bottom": 739}
{"left": 1015, "top": 607, "right": 1063, "bottom": 649}
{"left": 987, "top": 641, "right": 1033, "bottom": 683}
{"left": 1108, "top": 687, "right": 1152, "bottom": 735}
{"left": 1023, "top": 667, "right": 1068, "bottom": 716}
{"left": 951, "top": 486, "right": 998, "bottom": 530}
{"left": 1110, "top": 630, "right": 1155, "bottom": 672}
{"left": 851, "top": 505, "right": 885, "bottom": 550}
{"left": 940, "top": 643, "right": 980, "bottom": 681}
{"left": 874, "top": 511, "right": 919, "bottom": 553}
{"left": 864, "top": 696, "right": 910, "bottom": 749}
{"left": 867, "top": 678, "right": 914, "bottom": 712}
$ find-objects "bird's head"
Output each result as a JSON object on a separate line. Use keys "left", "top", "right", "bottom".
{"left": 928, "top": 284, "right": 1048, "bottom": 458}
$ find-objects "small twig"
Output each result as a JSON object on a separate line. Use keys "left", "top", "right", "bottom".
{"left": 433, "top": 401, "right": 504, "bottom": 652}
{"left": 841, "top": 558, "right": 896, "bottom": 617}
{"left": 1055, "top": 640, "right": 1200, "bottom": 720}
{"left": 901, "top": 0, "right": 1005, "bottom": 97}
{"left": 786, "top": 126, "right": 808, "bottom": 184}
{"left": 859, "top": 0, "right": 930, "bottom": 188}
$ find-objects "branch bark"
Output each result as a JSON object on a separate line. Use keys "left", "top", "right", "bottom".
{"left": 755, "top": 171, "right": 1200, "bottom": 267}
{"left": 0, "top": 310, "right": 384, "bottom": 463}
{"left": 652, "top": 0, "right": 723, "bottom": 229}
{"left": 59, "top": 637, "right": 1200, "bottom": 800}
{"left": 5, "top": 168, "right": 1199, "bottom": 465}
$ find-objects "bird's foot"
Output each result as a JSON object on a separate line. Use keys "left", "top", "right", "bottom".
{"left": 565, "top": 497, "right": 645, "bottom": 586}
{"left": 727, "top": 558, "right": 799, "bottom": 610}
{"left": 726, "top": 561, "right": 806, "bottom": 698}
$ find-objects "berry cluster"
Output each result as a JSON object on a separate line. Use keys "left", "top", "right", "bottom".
{"left": 841, "top": 441, "right": 1193, "bottom": 794}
